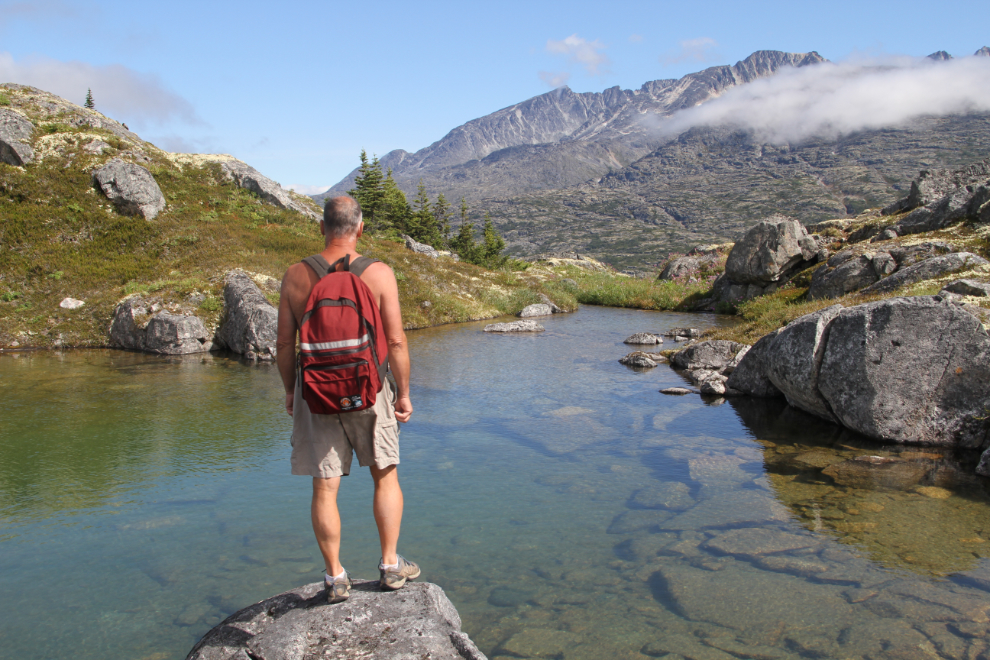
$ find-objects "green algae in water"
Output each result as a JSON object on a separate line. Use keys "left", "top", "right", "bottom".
{"left": 2, "top": 307, "right": 990, "bottom": 660}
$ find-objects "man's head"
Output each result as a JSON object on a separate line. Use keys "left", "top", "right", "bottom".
{"left": 322, "top": 196, "right": 363, "bottom": 242}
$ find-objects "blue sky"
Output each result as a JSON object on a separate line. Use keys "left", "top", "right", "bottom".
{"left": 1, "top": 0, "right": 987, "bottom": 192}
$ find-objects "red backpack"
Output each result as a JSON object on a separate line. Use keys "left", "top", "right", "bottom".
{"left": 298, "top": 254, "right": 388, "bottom": 415}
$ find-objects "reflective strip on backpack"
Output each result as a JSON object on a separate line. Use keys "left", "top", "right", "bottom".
{"left": 300, "top": 333, "right": 370, "bottom": 352}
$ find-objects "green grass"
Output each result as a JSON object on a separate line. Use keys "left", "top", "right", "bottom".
{"left": 554, "top": 266, "right": 711, "bottom": 310}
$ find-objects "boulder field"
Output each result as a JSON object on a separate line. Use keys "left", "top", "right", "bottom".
{"left": 109, "top": 270, "right": 278, "bottom": 360}
{"left": 675, "top": 296, "right": 990, "bottom": 476}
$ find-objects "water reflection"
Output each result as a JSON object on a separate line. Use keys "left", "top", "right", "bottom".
{"left": 730, "top": 398, "right": 990, "bottom": 576}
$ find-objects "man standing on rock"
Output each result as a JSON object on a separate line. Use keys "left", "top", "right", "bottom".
{"left": 276, "top": 195, "right": 419, "bottom": 603}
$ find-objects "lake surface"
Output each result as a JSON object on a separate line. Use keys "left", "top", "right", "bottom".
{"left": 2, "top": 306, "right": 990, "bottom": 660}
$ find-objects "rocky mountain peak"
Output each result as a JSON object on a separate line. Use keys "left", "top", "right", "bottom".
{"left": 975, "top": 46, "right": 990, "bottom": 57}
{"left": 927, "top": 51, "right": 953, "bottom": 61}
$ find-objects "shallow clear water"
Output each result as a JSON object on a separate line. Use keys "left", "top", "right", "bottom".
{"left": 2, "top": 306, "right": 990, "bottom": 660}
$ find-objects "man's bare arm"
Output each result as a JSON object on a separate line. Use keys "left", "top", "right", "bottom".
{"left": 369, "top": 263, "right": 412, "bottom": 423}
{"left": 276, "top": 264, "right": 306, "bottom": 415}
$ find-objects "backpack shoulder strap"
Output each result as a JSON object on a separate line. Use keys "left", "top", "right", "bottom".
{"left": 301, "top": 254, "right": 332, "bottom": 279}
{"left": 349, "top": 256, "right": 380, "bottom": 278}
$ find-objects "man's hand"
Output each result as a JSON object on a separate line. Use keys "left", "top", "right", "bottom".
{"left": 394, "top": 395, "right": 413, "bottom": 423}
{"left": 285, "top": 391, "right": 294, "bottom": 417}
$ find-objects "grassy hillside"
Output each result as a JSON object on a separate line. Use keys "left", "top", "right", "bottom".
{"left": 0, "top": 86, "right": 576, "bottom": 350}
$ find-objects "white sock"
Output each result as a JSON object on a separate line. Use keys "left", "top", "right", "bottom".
{"left": 326, "top": 568, "right": 346, "bottom": 581}
{"left": 381, "top": 558, "right": 399, "bottom": 570}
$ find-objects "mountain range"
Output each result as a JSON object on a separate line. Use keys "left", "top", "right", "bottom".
{"left": 319, "top": 48, "right": 990, "bottom": 270}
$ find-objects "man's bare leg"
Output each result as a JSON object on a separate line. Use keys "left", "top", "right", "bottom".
{"left": 312, "top": 477, "right": 344, "bottom": 576}
{"left": 370, "top": 465, "right": 403, "bottom": 565}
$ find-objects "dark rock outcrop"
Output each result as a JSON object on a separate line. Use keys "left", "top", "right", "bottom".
{"left": 109, "top": 297, "right": 213, "bottom": 354}
{"left": 860, "top": 252, "right": 988, "bottom": 295}
{"left": 186, "top": 580, "right": 486, "bottom": 660}
{"left": 92, "top": 158, "right": 166, "bottom": 220}
{"left": 220, "top": 160, "right": 320, "bottom": 221}
{"left": 807, "top": 242, "right": 960, "bottom": 300}
{"left": 0, "top": 109, "right": 34, "bottom": 165}
{"left": 215, "top": 271, "right": 278, "bottom": 360}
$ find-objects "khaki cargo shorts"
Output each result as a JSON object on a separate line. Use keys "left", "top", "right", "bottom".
{"left": 290, "top": 375, "right": 400, "bottom": 478}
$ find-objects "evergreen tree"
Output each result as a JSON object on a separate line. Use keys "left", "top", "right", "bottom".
{"left": 407, "top": 179, "right": 443, "bottom": 248}
{"left": 480, "top": 212, "right": 508, "bottom": 268}
{"left": 450, "top": 198, "right": 480, "bottom": 263}
{"left": 84, "top": 88, "right": 94, "bottom": 109}
{"left": 379, "top": 168, "right": 411, "bottom": 235}
{"left": 347, "top": 150, "right": 384, "bottom": 227}
{"left": 433, "top": 192, "right": 452, "bottom": 248}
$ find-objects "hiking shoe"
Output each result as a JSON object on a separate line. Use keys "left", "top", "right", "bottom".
{"left": 379, "top": 555, "right": 421, "bottom": 591}
{"left": 325, "top": 571, "right": 352, "bottom": 604}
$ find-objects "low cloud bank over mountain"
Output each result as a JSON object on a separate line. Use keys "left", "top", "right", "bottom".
{"left": 658, "top": 52, "right": 990, "bottom": 144}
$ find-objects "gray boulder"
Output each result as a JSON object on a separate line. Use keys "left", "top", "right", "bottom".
{"left": 672, "top": 340, "right": 747, "bottom": 371}
{"left": 724, "top": 216, "right": 818, "bottom": 285}
{"left": 185, "top": 580, "right": 486, "bottom": 660}
{"left": 700, "top": 380, "right": 726, "bottom": 395}
{"left": 619, "top": 352, "right": 659, "bottom": 368}
{"left": 659, "top": 256, "right": 700, "bottom": 280}
{"left": 818, "top": 296, "right": 990, "bottom": 448}
{"left": 403, "top": 234, "right": 441, "bottom": 258}
{"left": 220, "top": 160, "right": 320, "bottom": 221}
{"left": 109, "top": 297, "right": 213, "bottom": 354}
{"left": 807, "top": 255, "right": 880, "bottom": 300}
{"left": 518, "top": 303, "right": 554, "bottom": 318}
{"left": 624, "top": 332, "right": 662, "bottom": 345}
{"left": 92, "top": 158, "right": 166, "bottom": 220}
{"left": 725, "top": 329, "right": 783, "bottom": 397}
{"left": 537, "top": 293, "right": 563, "bottom": 313}
{"left": 942, "top": 279, "right": 990, "bottom": 297}
{"left": 663, "top": 327, "right": 701, "bottom": 338}
{"left": 0, "top": 109, "right": 34, "bottom": 165}
{"left": 215, "top": 271, "right": 278, "bottom": 360}
{"left": 861, "top": 252, "right": 988, "bottom": 295}
{"left": 765, "top": 305, "right": 844, "bottom": 423}
{"left": 484, "top": 320, "right": 544, "bottom": 332}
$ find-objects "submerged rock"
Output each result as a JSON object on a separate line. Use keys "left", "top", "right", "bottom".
{"left": 185, "top": 580, "right": 486, "bottom": 660}
{"left": 92, "top": 158, "right": 166, "bottom": 220}
{"left": 484, "top": 320, "right": 544, "bottom": 333}
{"left": 215, "top": 270, "right": 278, "bottom": 360}
{"left": 822, "top": 456, "right": 930, "bottom": 490}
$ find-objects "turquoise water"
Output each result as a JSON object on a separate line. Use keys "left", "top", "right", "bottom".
{"left": 2, "top": 306, "right": 990, "bottom": 660}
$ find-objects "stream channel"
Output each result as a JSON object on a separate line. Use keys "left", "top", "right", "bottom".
{"left": 2, "top": 306, "right": 990, "bottom": 660}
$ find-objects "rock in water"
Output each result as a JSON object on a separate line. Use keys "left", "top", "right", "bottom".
{"left": 109, "top": 297, "right": 213, "bottom": 355}
{"left": 623, "top": 332, "right": 662, "bottom": 345}
{"left": 726, "top": 329, "right": 783, "bottom": 397}
{"left": 92, "top": 158, "right": 166, "bottom": 220}
{"left": 619, "top": 352, "right": 658, "bottom": 368}
{"left": 671, "top": 340, "right": 747, "bottom": 371}
{"left": 402, "top": 234, "right": 441, "bottom": 258}
{"left": 822, "top": 456, "right": 930, "bottom": 490}
{"left": 663, "top": 327, "right": 701, "bottom": 338}
{"left": 185, "top": 580, "right": 487, "bottom": 660}
{"left": 818, "top": 296, "right": 990, "bottom": 447}
{"left": 518, "top": 303, "right": 554, "bottom": 318}
{"left": 765, "top": 305, "right": 843, "bottom": 423}
{"left": 724, "top": 215, "right": 818, "bottom": 285}
{"left": 0, "top": 109, "right": 34, "bottom": 165}
{"left": 660, "top": 387, "right": 693, "bottom": 395}
{"left": 215, "top": 271, "right": 278, "bottom": 360}
{"left": 484, "top": 320, "right": 544, "bottom": 333}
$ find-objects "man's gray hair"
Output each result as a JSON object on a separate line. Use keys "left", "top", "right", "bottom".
{"left": 323, "top": 196, "right": 363, "bottom": 239}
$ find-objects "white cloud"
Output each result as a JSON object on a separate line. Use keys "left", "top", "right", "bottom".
{"left": 546, "top": 34, "right": 610, "bottom": 76}
{"left": 657, "top": 54, "right": 990, "bottom": 144}
{"left": 662, "top": 37, "right": 719, "bottom": 66}
{"left": 0, "top": 52, "right": 201, "bottom": 127}
{"left": 538, "top": 70, "right": 571, "bottom": 88}
{"left": 287, "top": 184, "right": 330, "bottom": 196}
